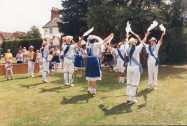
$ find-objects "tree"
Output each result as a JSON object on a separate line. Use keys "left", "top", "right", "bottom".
{"left": 23, "top": 26, "right": 41, "bottom": 39}
{"left": 59, "top": 0, "right": 186, "bottom": 63}
{"left": 87, "top": 0, "right": 156, "bottom": 41}
{"left": 159, "top": 0, "right": 186, "bottom": 63}
{"left": 59, "top": 0, "right": 89, "bottom": 37}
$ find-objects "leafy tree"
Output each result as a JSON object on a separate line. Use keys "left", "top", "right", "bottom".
{"left": 59, "top": 0, "right": 186, "bottom": 63}
{"left": 27, "top": 26, "right": 41, "bottom": 39}
{"left": 59, "top": 0, "right": 88, "bottom": 37}
{"left": 20, "top": 26, "right": 41, "bottom": 39}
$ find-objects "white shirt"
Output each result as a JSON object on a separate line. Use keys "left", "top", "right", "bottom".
{"left": 62, "top": 44, "right": 76, "bottom": 60}
{"left": 127, "top": 43, "right": 144, "bottom": 67}
{"left": 113, "top": 43, "right": 128, "bottom": 61}
{"left": 86, "top": 42, "right": 103, "bottom": 58}
{"left": 145, "top": 42, "right": 161, "bottom": 62}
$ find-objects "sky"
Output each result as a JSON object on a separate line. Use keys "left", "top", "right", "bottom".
{"left": 0, "top": 0, "right": 62, "bottom": 32}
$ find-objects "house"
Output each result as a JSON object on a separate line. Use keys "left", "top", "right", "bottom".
{"left": 42, "top": 7, "right": 62, "bottom": 38}
{"left": 0, "top": 34, "right": 4, "bottom": 47}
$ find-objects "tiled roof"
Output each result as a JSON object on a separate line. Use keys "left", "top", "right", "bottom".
{"left": 0, "top": 32, "right": 26, "bottom": 40}
{"left": 43, "top": 18, "right": 61, "bottom": 28}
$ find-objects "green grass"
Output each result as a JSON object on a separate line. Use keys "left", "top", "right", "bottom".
{"left": 0, "top": 65, "right": 187, "bottom": 126}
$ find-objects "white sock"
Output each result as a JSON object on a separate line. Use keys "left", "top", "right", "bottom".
{"left": 69, "top": 73, "right": 73, "bottom": 84}
{"left": 118, "top": 77, "right": 121, "bottom": 83}
{"left": 88, "top": 87, "right": 92, "bottom": 92}
{"left": 92, "top": 88, "right": 96, "bottom": 94}
{"left": 121, "top": 77, "right": 125, "bottom": 83}
{"left": 64, "top": 73, "right": 69, "bottom": 85}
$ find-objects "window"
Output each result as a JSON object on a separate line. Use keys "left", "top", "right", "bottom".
{"left": 49, "top": 27, "right": 53, "bottom": 34}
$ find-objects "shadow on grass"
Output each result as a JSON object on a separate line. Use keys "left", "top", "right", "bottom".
{"left": 40, "top": 86, "right": 70, "bottom": 93}
{"left": 137, "top": 88, "right": 153, "bottom": 109}
{"left": 98, "top": 102, "right": 134, "bottom": 116}
{"left": 20, "top": 82, "right": 44, "bottom": 89}
{"left": 0, "top": 79, "right": 9, "bottom": 83}
{"left": 61, "top": 94, "right": 93, "bottom": 104}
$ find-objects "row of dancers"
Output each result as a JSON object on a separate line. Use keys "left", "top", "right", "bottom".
{"left": 39, "top": 20, "right": 166, "bottom": 104}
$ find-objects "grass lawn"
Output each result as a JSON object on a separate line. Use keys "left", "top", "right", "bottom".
{"left": 0, "top": 65, "right": 187, "bottom": 126}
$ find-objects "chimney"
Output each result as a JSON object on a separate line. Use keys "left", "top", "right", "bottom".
{"left": 51, "top": 7, "right": 60, "bottom": 21}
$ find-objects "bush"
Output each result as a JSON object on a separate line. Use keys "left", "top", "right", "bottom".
{"left": 2, "top": 38, "right": 42, "bottom": 56}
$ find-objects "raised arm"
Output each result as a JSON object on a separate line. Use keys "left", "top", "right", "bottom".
{"left": 124, "top": 33, "right": 130, "bottom": 43}
{"left": 130, "top": 31, "right": 142, "bottom": 43}
{"left": 142, "top": 32, "right": 150, "bottom": 43}
{"left": 158, "top": 32, "right": 166, "bottom": 46}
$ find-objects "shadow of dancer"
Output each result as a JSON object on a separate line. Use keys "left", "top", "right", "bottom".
{"left": 137, "top": 88, "right": 153, "bottom": 109}
{"left": 20, "top": 82, "right": 44, "bottom": 89}
{"left": 61, "top": 94, "right": 93, "bottom": 104}
{"left": 98, "top": 102, "right": 134, "bottom": 116}
{"left": 40, "top": 86, "right": 69, "bottom": 93}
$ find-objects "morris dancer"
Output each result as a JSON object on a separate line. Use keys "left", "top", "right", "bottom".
{"left": 112, "top": 35, "right": 129, "bottom": 84}
{"left": 40, "top": 42, "right": 50, "bottom": 83}
{"left": 126, "top": 30, "right": 150, "bottom": 104}
{"left": 145, "top": 24, "right": 166, "bottom": 89}
{"left": 27, "top": 45, "right": 36, "bottom": 78}
{"left": 61, "top": 36, "right": 77, "bottom": 87}
{"left": 86, "top": 34, "right": 112, "bottom": 96}
{"left": 74, "top": 38, "right": 86, "bottom": 78}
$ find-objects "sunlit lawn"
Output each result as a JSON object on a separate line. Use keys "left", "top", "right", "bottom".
{"left": 0, "top": 65, "right": 187, "bottom": 126}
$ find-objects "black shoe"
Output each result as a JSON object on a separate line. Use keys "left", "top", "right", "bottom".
{"left": 126, "top": 100, "right": 135, "bottom": 105}
{"left": 87, "top": 90, "right": 91, "bottom": 95}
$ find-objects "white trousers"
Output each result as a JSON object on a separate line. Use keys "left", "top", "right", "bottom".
{"left": 148, "top": 60, "right": 158, "bottom": 87}
{"left": 28, "top": 61, "right": 35, "bottom": 76}
{"left": 42, "top": 61, "right": 49, "bottom": 81}
{"left": 63, "top": 59, "right": 74, "bottom": 85}
{"left": 64, "top": 72, "right": 73, "bottom": 85}
{"left": 126, "top": 66, "right": 140, "bottom": 101}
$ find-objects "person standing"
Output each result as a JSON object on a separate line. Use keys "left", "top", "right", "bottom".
{"left": 145, "top": 30, "right": 166, "bottom": 89}
{"left": 126, "top": 31, "right": 150, "bottom": 104}
{"left": 40, "top": 43, "right": 50, "bottom": 83}
{"left": 22, "top": 47, "right": 28, "bottom": 63}
{"left": 61, "top": 36, "right": 77, "bottom": 87}
{"left": 85, "top": 35, "right": 108, "bottom": 96}
{"left": 4, "top": 49, "right": 13, "bottom": 80}
{"left": 74, "top": 39, "right": 86, "bottom": 78}
{"left": 112, "top": 40, "right": 129, "bottom": 84}
{"left": 4, "top": 49, "right": 13, "bottom": 63}
{"left": 16, "top": 49, "right": 24, "bottom": 64}
{"left": 27, "top": 46, "right": 36, "bottom": 78}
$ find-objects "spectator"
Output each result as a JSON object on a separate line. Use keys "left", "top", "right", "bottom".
{"left": 27, "top": 46, "right": 36, "bottom": 77}
{"left": 4, "top": 49, "right": 13, "bottom": 63}
{"left": 51, "top": 47, "right": 60, "bottom": 71}
{"left": 5, "top": 60, "right": 13, "bottom": 80}
{"left": 16, "top": 50, "right": 24, "bottom": 64}
{"left": 4, "top": 49, "right": 13, "bottom": 80}
{"left": 22, "top": 47, "right": 28, "bottom": 63}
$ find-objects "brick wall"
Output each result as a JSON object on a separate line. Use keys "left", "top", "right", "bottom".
{"left": 0, "top": 63, "right": 39, "bottom": 75}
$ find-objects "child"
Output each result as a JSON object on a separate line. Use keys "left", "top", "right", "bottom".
{"left": 5, "top": 60, "right": 13, "bottom": 80}
{"left": 27, "top": 46, "right": 36, "bottom": 77}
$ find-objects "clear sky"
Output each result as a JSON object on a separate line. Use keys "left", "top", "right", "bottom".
{"left": 0, "top": 0, "right": 62, "bottom": 32}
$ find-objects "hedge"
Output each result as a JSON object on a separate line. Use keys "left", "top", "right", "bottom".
{"left": 2, "top": 38, "right": 43, "bottom": 56}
